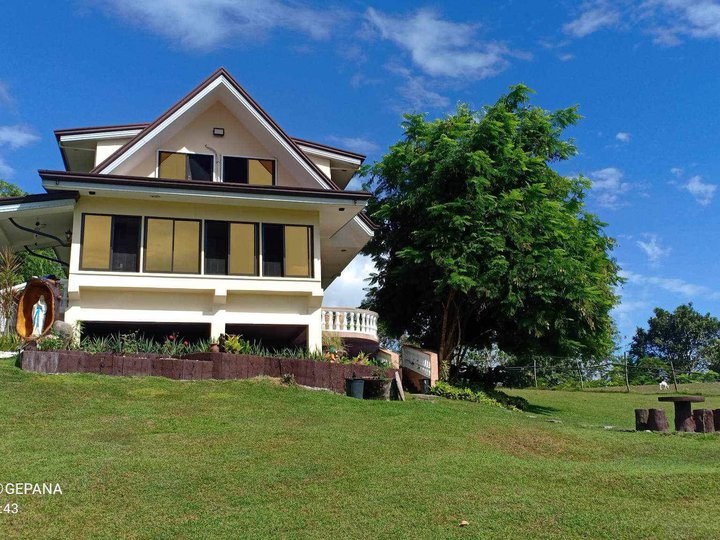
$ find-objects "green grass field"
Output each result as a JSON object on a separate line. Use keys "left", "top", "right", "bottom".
{"left": 2, "top": 358, "right": 720, "bottom": 539}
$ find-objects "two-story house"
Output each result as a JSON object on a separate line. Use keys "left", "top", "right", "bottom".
{"left": 0, "top": 68, "right": 378, "bottom": 352}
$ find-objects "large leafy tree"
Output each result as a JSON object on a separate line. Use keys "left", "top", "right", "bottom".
{"left": 0, "top": 180, "right": 66, "bottom": 280}
{"left": 361, "top": 86, "right": 620, "bottom": 376}
{"left": 629, "top": 303, "right": 720, "bottom": 373}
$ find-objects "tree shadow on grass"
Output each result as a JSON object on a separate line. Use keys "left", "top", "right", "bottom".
{"left": 525, "top": 403, "right": 561, "bottom": 416}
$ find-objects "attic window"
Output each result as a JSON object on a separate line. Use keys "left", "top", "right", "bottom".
{"left": 222, "top": 156, "right": 275, "bottom": 185}
{"left": 158, "top": 151, "right": 213, "bottom": 181}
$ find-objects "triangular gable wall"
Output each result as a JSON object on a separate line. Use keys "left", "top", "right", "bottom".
{"left": 92, "top": 68, "right": 339, "bottom": 191}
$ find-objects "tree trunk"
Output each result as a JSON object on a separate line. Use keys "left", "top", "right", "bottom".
{"left": 438, "top": 290, "right": 458, "bottom": 380}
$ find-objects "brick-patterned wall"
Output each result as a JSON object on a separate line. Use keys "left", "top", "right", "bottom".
{"left": 21, "top": 350, "right": 397, "bottom": 395}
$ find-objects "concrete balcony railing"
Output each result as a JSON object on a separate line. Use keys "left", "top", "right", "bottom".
{"left": 321, "top": 307, "right": 378, "bottom": 342}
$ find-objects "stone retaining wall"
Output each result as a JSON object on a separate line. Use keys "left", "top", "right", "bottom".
{"left": 21, "top": 350, "right": 397, "bottom": 395}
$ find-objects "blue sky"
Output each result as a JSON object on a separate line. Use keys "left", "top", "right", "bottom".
{"left": 1, "top": 0, "right": 720, "bottom": 348}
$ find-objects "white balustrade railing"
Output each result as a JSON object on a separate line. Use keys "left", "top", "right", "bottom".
{"left": 321, "top": 308, "right": 378, "bottom": 340}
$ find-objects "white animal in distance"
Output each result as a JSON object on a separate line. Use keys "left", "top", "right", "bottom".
{"left": 659, "top": 380, "right": 669, "bottom": 391}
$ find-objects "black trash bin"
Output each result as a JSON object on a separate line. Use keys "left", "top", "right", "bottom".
{"left": 346, "top": 378, "right": 365, "bottom": 399}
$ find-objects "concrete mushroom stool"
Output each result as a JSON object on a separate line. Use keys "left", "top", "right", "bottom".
{"left": 658, "top": 396, "right": 705, "bottom": 432}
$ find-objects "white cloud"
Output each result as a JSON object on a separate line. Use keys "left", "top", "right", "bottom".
{"left": 0, "top": 156, "right": 13, "bottom": 178}
{"left": 589, "top": 167, "right": 632, "bottom": 209}
{"left": 564, "top": 3, "right": 620, "bottom": 37}
{"left": 0, "top": 83, "right": 12, "bottom": 107}
{"left": 325, "top": 136, "right": 379, "bottom": 156}
{"left": 681, "top": 175, "right": 716, "bottom": 205}
{"left": 0, "top": 125, "right": 39, "bottom": 149}
{"left": 365, "top": 8, "right": 519, "bottom": 79}
{"left": 645, "top": 0, "right": 720, "bottom": 44}
{"left": 94, "top": 0, "right": 338, "bottom": 50}
{"left": 621, "top": 269, "right": 720, "bottom": 300}
{"left": 558, "top": 52, "right": 575, "bottom": 61}
{"left": 397, "top": 74, "right": 450, "bottom": 110}
{"left": 615, "top": 131, "right": 631, "bottom": 142}
{"left": 670, "top": 167, "right": 683, "bottom": 177}
{"left": 323, "top": 255, "right": 375, "bottom": 308}
{"left": 636, "top": 234, "right": 671, "bottom": 265}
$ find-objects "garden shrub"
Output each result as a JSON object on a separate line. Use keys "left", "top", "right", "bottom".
{"left": 430, "top": 381, "right": 525, "bottom": 411}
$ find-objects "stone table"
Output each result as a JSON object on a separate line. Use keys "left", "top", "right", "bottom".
{"left": 658, "top": 396, "right": 705, "bottom": 432}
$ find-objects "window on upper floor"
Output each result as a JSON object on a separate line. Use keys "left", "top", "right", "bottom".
{"left": 222, "top": 156, "right": 275, "bottom": 185}
{"left": 158, "top": 151, "right": 213, "bottom": 181}
{"left": 262, "top": 224, "right": 312, "bottom": 278}
{"left": 80, "top": 214, "right": 141, "bottom": 272}
{"left": 204, "top": 221, "right": 258, "bottom": 276}
{"left": 144, "top": 217, "right": 201, "bottom": 274}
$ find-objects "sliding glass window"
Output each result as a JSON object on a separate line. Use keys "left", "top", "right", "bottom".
{"left": 144, "top": 218, "right": 200, "bottom": 274}
{"left": 158, "top": 151, "right": 213, "bottom": 181}
{"left": 80, "top": 214, "right": 141, "bottom": 272}
{"left": 261, "top": 224, "right": 312, "bottom": 278}
{"left": 204, "top": 221, "right": 258, "bottom": 276}
{"left": 223, "top": 156, "right": 275, "bottom": 185}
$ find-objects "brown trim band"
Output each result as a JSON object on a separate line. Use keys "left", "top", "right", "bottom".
{"left": 0, "top": 192, "right": 78, "bottom": 206}
{"left": 39, "top": 170, "right": 372, "bottom": 202}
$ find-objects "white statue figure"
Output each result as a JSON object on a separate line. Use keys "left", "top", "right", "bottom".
{"left": 31, "top": 296, "right": 48, "bottom": 337}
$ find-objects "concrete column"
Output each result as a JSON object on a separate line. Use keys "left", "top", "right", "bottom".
{"left": 307, "top": 307, "right": 323, "bottom": 352}
{"left": 210, "top": 312, "right": 226, "bottom": 341}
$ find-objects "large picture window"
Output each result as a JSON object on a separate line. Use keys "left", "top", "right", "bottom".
{"left": 262, "top": 224, "right": 312, "bottom": 278}
{"left": 80, "top": 214, "right": 141, "bottom": 272}
{"left": 158, "top": 151, "right": 213, "bottom": 181}
{"left": 204, "top": 221, "right": 258, "bottom": 276}
{"left": 223, "top": 156, "right": 274, "bottom": 185}
{"left": 144, "top": 218, "right": 200, "bottom": 274}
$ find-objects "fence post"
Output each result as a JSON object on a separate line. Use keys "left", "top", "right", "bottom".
{"left": 533, "top": 357, "right": 538, "bottom": 388}
{"left": 577, "top": 358, "right": 584, "bottom": 389}
{"left": 670, "top": 360, "right": 679, "bottom": 392}
{"left": 624, "top": 353, "right": 630, "bottom": 393}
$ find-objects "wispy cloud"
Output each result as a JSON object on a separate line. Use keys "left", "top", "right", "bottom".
{"left": 644, "top": 0, "right": 720, "bottom": 45}
{"left": 396, "top": 73, "right": 450, "bottom": 110}
{"left": 365, "top": 8, "right": 522, "bottom": 79}
{"left": 615, "top": 131, "right": 631, "bottom": 142}
{"left": 0, "top": 125, "right": 39, "bottom": 150}
{"left": 621, "top": 269, "right": 720, "bottom": 300}
{"left": 92, "top": 0, "right": 339, "bottom": 50}
{"left": 558, "top": 52, "right": 575, "bottom": 61}
{"left": 589, "top": 167, "right": 633, "bottom": 209}
{"left": 681, "top": 175, "right": 716, "bottom": 205}
{"left": 325, "top": 136, "right": 379, "bottom": 156}
{"left": 0, "top": 157, "right": 13, "bottom": 178}
{"left": 636, "top": 234, "right": 671, "bottom": 265}
{"left": 564, "top": 2, "right": 621, "bottom": 37}
{"left": 0, "top": 83, "right": 12, "bottom": 107}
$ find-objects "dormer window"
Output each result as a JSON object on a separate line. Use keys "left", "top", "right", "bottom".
{"left": 222, "top": 156, "right": 275, "bottom": 185}
{"left": 158, "top": 151, "right": 213, "bottom": 181}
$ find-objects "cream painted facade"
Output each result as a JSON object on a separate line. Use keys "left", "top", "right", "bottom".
{"left": 8, "top": 68, "right": 377, "bottom": 351}
{"left": 64, "top": 197, "right": 325, "bottom": 348}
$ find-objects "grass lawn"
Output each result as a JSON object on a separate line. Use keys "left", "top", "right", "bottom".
{"left": 2, "top": 358, "right": 720, "bottom": 539}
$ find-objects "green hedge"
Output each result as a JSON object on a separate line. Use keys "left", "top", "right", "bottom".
{"left": 430, "top": 381, "right": 528, "bottom": 411}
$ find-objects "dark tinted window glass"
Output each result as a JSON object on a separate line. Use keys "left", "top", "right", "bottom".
{"left": 223, "top": 156, "right": 248, "bottom": 183}
{"left": 262, "top": 224, "right": 283, "bottom": 277}
{"left": 111, "top": 216, "right": 141, "bottom": 272}
{"left": 205, "top": 221, "right": 228, "bottom": 275}
{"left": 188, "top": 154, "right": 213, "bottom": 181}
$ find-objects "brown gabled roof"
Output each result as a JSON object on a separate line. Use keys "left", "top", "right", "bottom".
{"left": 89, "top": 68, "right": 355, "bottom": 189}
{"left": 55, "top": 123, "right": 366, "bottom": 162}
{"left": 54, "top": 123, "right": 150, "bottom": 141}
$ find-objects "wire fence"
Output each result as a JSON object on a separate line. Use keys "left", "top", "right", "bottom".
{"left": 470, "top": 355, "right": 720, "bottom": 390}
